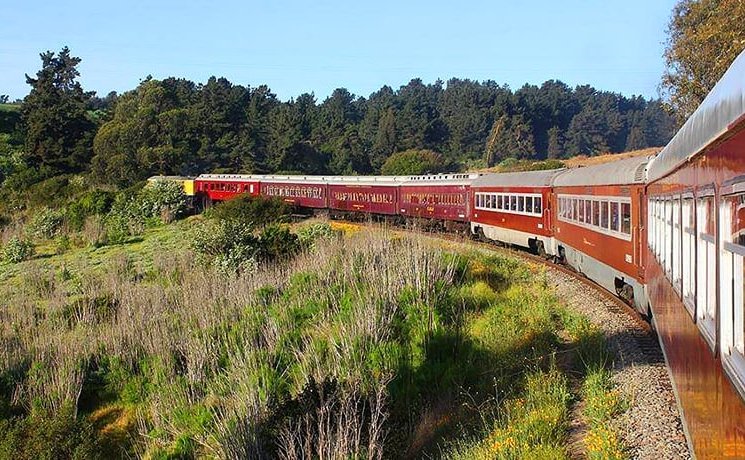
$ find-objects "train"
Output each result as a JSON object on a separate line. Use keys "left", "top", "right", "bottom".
{"left": 150, "top": 49, "right": 745, "bottom": 459}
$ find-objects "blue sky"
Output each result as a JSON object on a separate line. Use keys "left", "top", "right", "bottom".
{"left": 0, "top": 0, "right": 677, "bottom": 102}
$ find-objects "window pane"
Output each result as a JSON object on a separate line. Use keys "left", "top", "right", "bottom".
{"left": 600, "top": 201, "right": 609, "bottom": 228}
{"left": 592, "top": 201, "right": 600, "bottom": 226}
{"left": 518, "top": 196, "right": 525, "bottom": 212}
{"left": 497, "top": 195, "right": 503, "bottom": 209}
{"left": 510, "top": 195, "right": 517, "bottom": 211}
{"left": 610, "top": 202, "right": 620, "bottom": 231}
{"left": 535, "top": 197, "right": 542, "bottom": 214}
{"left": 621, "top": 202, "right": 631, "bottom": 234}
{"left": 578, "top": 199, "right": 585, "bottom": 222}
{"left": 526, "top": 196, "right": 533, "bottom": 213}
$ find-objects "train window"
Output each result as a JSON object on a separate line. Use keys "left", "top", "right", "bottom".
{"left": 672, "top": 197, "right": 682, "bottom": 293}
{"left": 526, "top": 196, "right": 533, "bottom": 213}
{"left": 697, "top": 194, "right": 717, "bottom": 346}
{"left": 621, "top": 202, "right": 631, "bottom": 235}
{"left": 591, "top": 200, "right": 599, "bottom": 226}
{"left": 682, "top": 197, "right": 696, "bottom": 314}
{"left": 493, "top": 195, "right": 498, "bottom": 210}
{"left": 664, "top": 199, "right": 672, "bottom": 278}
{"left": 578, "top": 199, "right": 585, "bottom": 223}
{"left": 599, "top": 201, "right": 607, "bottom": 228}
{"left": 656, "top": 199, "right": 664, "bottom": 261}
{"left": 609, "top": 202, "right": 619, "bottom": 232}
{"left": 535, "top": 197, "right": 542, "bottom": 214}
{"left": 518, "top": 196, "right": 525, "bottom": 212}
{"left": 721, "top": 191, "right": 745, "bottom": 382}
{"left": 510, "top": 195, "right": 517, "bottom": 211}
{"left": 497, "top": 195, "right": 503, "bottom": 209}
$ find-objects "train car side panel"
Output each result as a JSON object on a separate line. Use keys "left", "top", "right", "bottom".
{"left": 399, "top": 184, "right": 469, "bottom": 221}
{"left": 328, "top": 184, "right": 398, "bottom": 215}
{"left": 260, "top": 181, "right": 327, "bottom": 208}
{"left": 195, "top": 178, "right": 260, "bottom": 202}
{"left": 647, "top": 124, "right": 745, "bottom": 459}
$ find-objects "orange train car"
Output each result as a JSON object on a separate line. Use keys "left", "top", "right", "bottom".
{"left": 551, "top": 156, "right": 651, "bottom": 311}
{"left": 644, "top": 49, "right": 745, "bottom": 458}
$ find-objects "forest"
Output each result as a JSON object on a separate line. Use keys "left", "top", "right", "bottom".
{"left": 0, "top": 47, "right": 675, "bottom": 191}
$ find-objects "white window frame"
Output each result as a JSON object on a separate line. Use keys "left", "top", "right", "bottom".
{"left": 474, "top": 192, "right": 543, "bottom": 217}
{"left": 672, "top": 196, "right": 682, "bottom": 294}
{"left": 697, "top": 188, "right": 717, "bottom": 349}
{"left": 557, "top": 193, "right": 632, "bottom": 241}
{"left": 682, "top": 193, "right": 696, "bottom": 316}
{"left": 720, "top": 182, "right": 745, "bottom": 398}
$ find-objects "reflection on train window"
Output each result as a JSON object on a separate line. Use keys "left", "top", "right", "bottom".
{"left": 600, "top": 201, "right": 609, "bottom": 228}
{"left": 682, "top": 197, "right": 696, "bottom": 314}
{"left": 610, "top": 202, "right": 619, "bottom": 232}
{"left": 697, "top": 194, "right": 717, "bottom": 345}
{"left": 721, "top": 192, "right": 745, "bottom": 359}
{"left": 621, "top": 202, "right": 631, "bottom": 235}
{"left": 720, "top": 193, "right": 745, "bottom": 381}
{"left": 592, "top": 201, "right": 599, "bottom": 226}
{"left": 672, "top": 197, "right": 682, "bottom": 293}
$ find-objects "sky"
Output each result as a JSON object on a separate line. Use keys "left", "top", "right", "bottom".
{"left": 0, "top": 0, "right": 678, "bottom": 102}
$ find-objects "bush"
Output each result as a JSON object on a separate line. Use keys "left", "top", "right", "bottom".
{"left": 3, "top": 236, "right": 33, "bottom": 263}
{"left": 139, "top": 181, "right": 188, "bottom": 223}
{"left": 258, "top": 224, "right": 299, "bottom": 261}
{"left": 0, "top": 405, "right": 102, "bottom": 460}
{"left": 206, "top": 195, "right": 291, "bottom": 227}
{"left": 297, "top": 222, "right": 336, "bottom": 249}
{"left": 26, "top": 208, "right": 64, "bottom": 240}
{"left": 65, "top": 190, "right": 115, "bottom": 232}
{"left": 191, "top": 219, "right": 260, "bottom": 273}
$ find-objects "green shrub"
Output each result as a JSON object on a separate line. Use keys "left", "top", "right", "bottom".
{"left": 259, "top": 224, "right": 299, "bottom": 261}
{"left": 2, "top": 236, "right": 33, "bottom": 263}
{"left": 0, "top": 405, "right": 102, "bottom": 460}
{"left": 139, "top": 181, "right": 188, "bottom": 223}
{"left": 26, "top": 208, "right": 64, "bottom": 240}
{"left": 65, "top": 190, "right": 115, "bottom": 231}
{"left": 206, "top": 195, "right": 291, "bottom": 227}
{"left": 296, "top": 222, "right": 336, "bottom": 249}
{"left": 191, "top": 219, "right": 260, "bottom": 273}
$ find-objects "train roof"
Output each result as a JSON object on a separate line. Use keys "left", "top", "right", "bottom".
{"left": 553, "top": 155, "right": 651, "bottom": 187}
{"left": 196, "top": 172, "right": 480, "bottom": 185}
{"left": 648, "top": 49, "right": 745, "bottom": 182}
{"left": 472, "top": 169, "right": 565, "bottom": 188}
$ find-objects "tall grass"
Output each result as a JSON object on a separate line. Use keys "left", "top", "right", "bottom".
{"left": 0, "top": 225, "right": 598, "bottom": 458}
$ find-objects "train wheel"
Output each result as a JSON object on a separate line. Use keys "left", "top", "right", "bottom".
{"left": 536, "top": 241, "right": 547, "bottom": 258}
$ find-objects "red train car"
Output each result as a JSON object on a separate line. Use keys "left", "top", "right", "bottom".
{"left": 398, "top": 173, "right": 478, "bottom": 225}
{"left": 552, "top": 156, "right": 650, "bottom": 310}
{"left": 328, "top": 177, "right": 399, "bottom": 215}
{"left": 194, "top": 174, "right": 260, "bottom": 202}
{"left": 645, "top": 50, "right": 745, "bottom": 458}
{"left": 470, "top": 170, "right": 562, "bottom": 256}
{"left": 259, "top": 176, "right": 328, "bottom": 208}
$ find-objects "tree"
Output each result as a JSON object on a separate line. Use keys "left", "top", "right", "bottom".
{"left": 662, "top": 0, "right": 745, "bottom": 119}
{"left": 0, "top": 95, "right": 9, "bottom": 104}
{"left": 21, "top": 47, "right": 96, "bottom": 176}
{"left": 380, "top": 149, "right": 448, "bottom": 175}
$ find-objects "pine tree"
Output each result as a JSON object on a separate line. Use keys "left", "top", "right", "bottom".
{"left": 22, "top": 47, "right": 95, "bottom": 176}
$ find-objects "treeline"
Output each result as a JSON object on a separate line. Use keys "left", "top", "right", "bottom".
{"left": 2, "top": 48, "right": 676, "bottom": 189}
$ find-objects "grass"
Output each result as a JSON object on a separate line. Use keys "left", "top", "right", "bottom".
{"left": 0, "top": 218, "right": 630, "bottom": 458}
